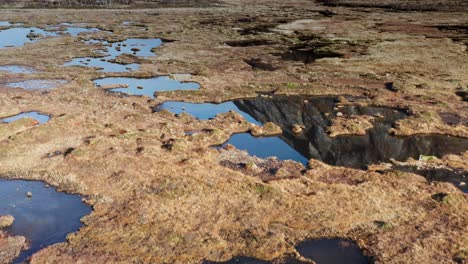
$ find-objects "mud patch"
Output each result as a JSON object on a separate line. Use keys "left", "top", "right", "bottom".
{"left": 224, "top": 39, "right": 275, "bottom": 47}
{"left": 296, "top": 238, "right": 372, "bottom": 264}
{"left": 0, "top": 179, "right": 91, "bottom": 263}
{"left": 1, "top": 111, "right": 50, "bottom": 124}
{"left": 94, "top": 76, "right": 199, "bottom": 99}
{"left": 438, "top": 112, "right": 465, "bottom": 126}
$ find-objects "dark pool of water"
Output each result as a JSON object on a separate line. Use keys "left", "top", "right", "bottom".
{"left": 0, "top": 65, "right": 35, "bottom": 74}
{"left": 296, "top": 238, "right": 371, "bottom": 264}
{"left": 154, "top": 101, "right": 261, "bottom": 125}
{"left": 1, "top": 112, "right": 50, "bottom": 124}
{"left": 64, "top": 38, "right": 162, "bottom": 72}
{"left": 203, "top": 238, "right": 370, "bottom": 264}
{"left": 94, "top": 76, "right": 200, "bottom": 99}
{"left": 0, "top": 179, "right": 91, "bottom": 263}
{"left": 7, "top": 79, "right": 67, "bottom": 90}
{"left": 0, "top": 27, "right": 57, "bottom": 48}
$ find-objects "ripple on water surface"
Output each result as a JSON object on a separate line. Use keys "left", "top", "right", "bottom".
{"left": 94, "top": 76, "right": 200, "bottom": 98}
{"left": 0, "top": 179, "right": 91, "bottom": 263}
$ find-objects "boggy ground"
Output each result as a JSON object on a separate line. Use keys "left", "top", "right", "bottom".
{"left": 0, "top": 0, "right": 467, "bottom": 263}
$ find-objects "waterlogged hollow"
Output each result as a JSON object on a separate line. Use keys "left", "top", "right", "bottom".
{"left": 0, "top": 21, "right": 14, "bottom": 27}
{"left": 7, "top": 79, "right": 67, "bottom": 90}
{"left": 0, "top": 65, "right": 36, "bottom": 74}
{"left": 64, "top": 38, "right": 162, "bottom": 72}
{"left": 154, "top": 101, "right": 261, "bottom": 125}
{"left": 0, "top": 23, "right": 106, "bottom": 49}
{"left": 220, "top": 133, "right": 309, "bottom": 166}
{"left": 66, "top": 56, "right": 139, "bottom": 72}
{"left": 48, "top": 26, "right": 102, "bottom": 36}
{"left": 94, "top": 76, "right": 200, "bottom": 99}
{"left": 295, "top": 238, "right": 372, "bottom": 264}
{"left": 1, "top": 112, "right": 50, "bottom": 124}
{"left": 0, "top": 27, "right": 57, "bottom": 48}
{"left": 0, "top": 179, "right": 91, "bottom": 263}
{"left": 203, "top": 238, "right": 370, "bottom": 264}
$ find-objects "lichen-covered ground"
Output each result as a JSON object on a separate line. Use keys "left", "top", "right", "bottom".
{"left": 0, "top": 0, "right": 467, "bottom": 263}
